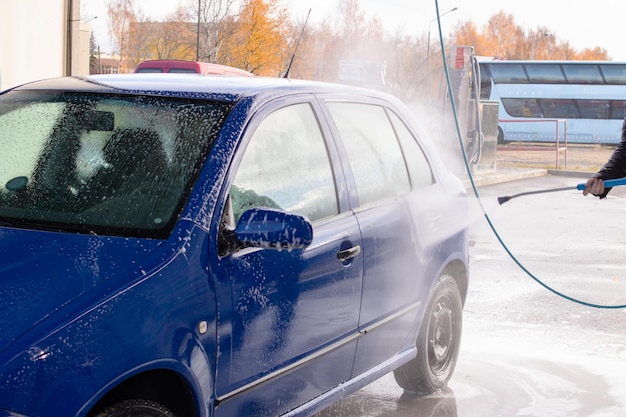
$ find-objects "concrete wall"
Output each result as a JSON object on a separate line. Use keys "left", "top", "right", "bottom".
{"left": 0, "top": 0, "right": 88, "bottom": 91}
{"left": 77, "top": 23, "right": 92, "bottom": 76}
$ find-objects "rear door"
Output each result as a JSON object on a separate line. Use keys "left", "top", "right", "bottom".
{"left": 324, "top": 100, "right": 439, "bottom": 375}
{"left": 213, "top": 97, "right": 364, "bottom": 416}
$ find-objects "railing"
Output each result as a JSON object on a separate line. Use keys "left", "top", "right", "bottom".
{"left": 497, "top": 119, "right": 568, "bottom": 169}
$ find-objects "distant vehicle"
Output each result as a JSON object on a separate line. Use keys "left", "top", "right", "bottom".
{"left": 479, "top": 59, "right": 626, "bottom": 144}
{"left": 0, "top": 74, "right": 469, "bottom": 417}
{"left": 135, "top": 59, "right": 254, "bottom": 76}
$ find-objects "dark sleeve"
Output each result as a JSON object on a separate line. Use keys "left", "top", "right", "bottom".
{"left": 593, "top": 107, "right": 626, "bottom": 197}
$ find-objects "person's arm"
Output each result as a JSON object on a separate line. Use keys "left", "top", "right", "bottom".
{"left": 585, "top": 107, "right": 626, "bottom": 198}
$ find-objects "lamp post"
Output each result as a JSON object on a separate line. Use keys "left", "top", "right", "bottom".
{"left": 196, "top": 0, "right": 201, "bottom": 61}
{"left": 426, "top": 6, "right": 458, "bottom": 89}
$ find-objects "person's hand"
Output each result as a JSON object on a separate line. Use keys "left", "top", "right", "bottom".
{"left": 583, "top": 177, "right": 605, "bottom": 196}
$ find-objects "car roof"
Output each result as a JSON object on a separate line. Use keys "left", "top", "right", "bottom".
{"left": 134, "top": 60, "right": 255, "bottom": 76}
{"left": 10, "top": 74, "right": 393, "bottom": 105}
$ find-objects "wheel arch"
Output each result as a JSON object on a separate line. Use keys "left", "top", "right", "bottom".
{"left": 86, "top": 369, "right": 199, "bottom": 417}
{"left": 440, "top": 258, "right": 468, "bottom": 306}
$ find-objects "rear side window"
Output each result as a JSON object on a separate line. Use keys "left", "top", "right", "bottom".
{"left": 135, "top": 68, "right": 164, "bottom": 73}
{"left": 387, "top": 111, "right": 434, "bottom": 189}
{"left": 168, "top": 68, "right": 198, "bottom": 73}
{"left": 326, "top": 102, "right": 410, "bottom": 206}
{"left": 231, "top": 103, "right": 338, "bottom": 222}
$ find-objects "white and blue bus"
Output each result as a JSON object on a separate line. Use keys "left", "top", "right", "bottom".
{"left": 478, "top": 59, "right": 626, "bottom": 145}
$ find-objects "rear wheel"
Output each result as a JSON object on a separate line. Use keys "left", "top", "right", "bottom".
{"left": 497, "top": 126, "right": 506, "bottom": 144}
{"left": 393, "top": 274, "right": 462, "bottom": 394}
{"left": 92, "top": 399, "right": 177, "bottom": 417}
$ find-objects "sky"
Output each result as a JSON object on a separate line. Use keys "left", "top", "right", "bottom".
{"left": 83, "top": 0, "right": 626, "bottom": 61}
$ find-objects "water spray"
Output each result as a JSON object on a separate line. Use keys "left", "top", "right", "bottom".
{"left": 497, "top": 177, "right": 626, "bottom": 205}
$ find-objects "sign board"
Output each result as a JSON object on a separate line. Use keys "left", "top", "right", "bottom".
{"left": 339, "top": 60, "right": 364, "bottom": 83}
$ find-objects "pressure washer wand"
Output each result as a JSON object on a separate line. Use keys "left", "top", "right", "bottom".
{"left": 497, "top": 177, "right": 626, "bottom": 205}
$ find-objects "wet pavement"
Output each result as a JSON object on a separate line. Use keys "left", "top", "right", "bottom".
{"left": 314, "top": 173, "right": 626, "bottom": 417}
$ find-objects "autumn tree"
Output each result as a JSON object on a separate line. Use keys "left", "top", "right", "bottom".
{"left": 580, "top": 46, "right": 610, "bottom": 60}
{"left": 288, "top": 19, "right": 335, "bottom": 81}
{"left": 450, "top": 10, "right": 609, "bottom": 61}
{"left": 337, "top": 0, "right": 385, "bottom": 62}
{"left": 452, "top": 21, "right": 486, "bottom": 56}
{"left": 482, "top": 12, "right": 525, "bottom": 59}
{"left": 107, "top": 0, "right": 141, "bottom": 72}
{"left": 126, "top": 20, "right": 197, "bottom": 69}
{"left": 189, "top": 0, "right": 238, "bottom": 63}
{"left": 222, "top": 0, "right": 289, "bottom": 75}
{"left": 126, "top": 4, "right": 197, "bottom": 69}
{"left": 105, "top": 2, "right": 613, "bottom": 84}
{"left": 383, "top": 32, "right": 429, "bottom": 103}
{"left": 283, "top": 0, "right": 432, "bottom": 105}
{"left": 159, "top": 4, "right": 197, "bottom": 60}
{"left": 302, "top": 0, "right": 386, "bottom": 85}
{"left": 523, "top": 28, "right": 554, "bottom": 60}
{"left": 276, "top": 11, "right": 315, "bottom": 79}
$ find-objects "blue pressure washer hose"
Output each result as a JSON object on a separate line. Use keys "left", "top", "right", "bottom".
{"left": 433, "top": 0, "right": 626, "bottom": 309}
{"left": 497, "top": 177, "right": 626, "bottom": 205}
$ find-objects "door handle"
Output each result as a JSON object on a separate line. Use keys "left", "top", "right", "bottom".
{"left": 337, "top": 244, "right": 361, "bottom": 261}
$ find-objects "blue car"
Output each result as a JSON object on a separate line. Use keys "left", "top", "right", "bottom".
{"left": 0, "top": 74, "right": 469, "bottom": 417}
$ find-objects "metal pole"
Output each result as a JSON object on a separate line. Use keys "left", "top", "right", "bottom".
{"left": 196, "top": 0, "right": 201, "bottom": 61}
{"left": 425, "top": 7, "right": 457, "bottom": 91}
{"left": 426, "top": 21, "right": 433, "bottom": 88}
{"left": 66, "top": 0, "right": 75, "bottom": 76}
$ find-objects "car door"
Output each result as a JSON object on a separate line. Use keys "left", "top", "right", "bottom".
{"left": 212, "top": 99, "right": 364, "bottom": 417}
{"left": 324, "top": 100, "right": 439, "bottom": 376}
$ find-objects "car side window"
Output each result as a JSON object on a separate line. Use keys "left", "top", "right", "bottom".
{"left": 326, "top": 102, "right": 410, "bottom": 206}
{"left": 387, "top": 111, "right": 434, "bottom": 190}
{"left": 231, "top": 103, "right": 338, "bottom": 223}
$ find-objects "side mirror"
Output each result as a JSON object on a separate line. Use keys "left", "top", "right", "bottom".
{"left": 234, "top": 207, "right": 313, "bottom": 251}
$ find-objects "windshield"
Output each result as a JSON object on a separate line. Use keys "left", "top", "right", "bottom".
{"left": 0, "top": 90, "right": 230, "bottom": 238}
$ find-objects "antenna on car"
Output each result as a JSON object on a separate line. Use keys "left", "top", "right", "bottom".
{"left": 283, "top": 8, "right": 311, "bottom": 79}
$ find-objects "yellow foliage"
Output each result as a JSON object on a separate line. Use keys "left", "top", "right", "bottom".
{"left": 222, "top": 0, "right": 289, "bottom": 76}
{"left": 450, "top": 10, "right": 609, "bottom": 61}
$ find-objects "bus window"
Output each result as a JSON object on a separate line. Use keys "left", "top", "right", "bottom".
{"left": 599, "top": 65, "right": 626, "bottom": 85}
{"left": 578, "top": 100, "right": 610, "bottom": 119}
{"left": 502, "top": 98, "right": 543, "bottom": 118}
{"left": 609, "top": 101, "right": 626, "bottom": 119}
{"left": 562, "top": 65, "right": 603, "bottom": 84}
{"left": 488, "top": 63, "right": 528, "bottom": 84}
{"left": 479, "top": 65, "right": 492, "bottom": 100}
{"left": 541, "top": 99, "right": 578, "bottom": 119}
{"left": 525, "top": 64, "right": 564, "bottom": 83}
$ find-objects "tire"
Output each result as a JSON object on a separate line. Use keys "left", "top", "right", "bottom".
{"left": 497, "top": 126, "right": 506, "bottom": 144}
{"left": 393, "top": 274, "right": 463, "bottom": 394}
{"left": 92, "top": 399, "right": 177, "bottom": 417}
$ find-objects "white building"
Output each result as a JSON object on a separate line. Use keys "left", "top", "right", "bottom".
{"left": 0, "top": 0, "right": 89, "bottom": 90}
